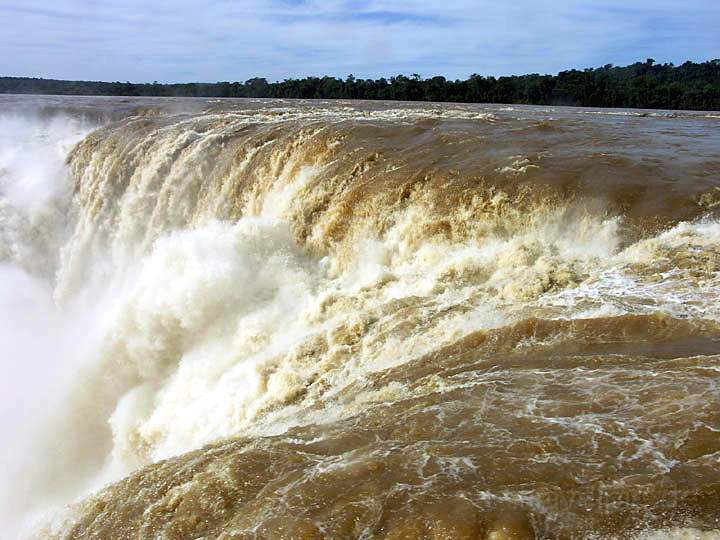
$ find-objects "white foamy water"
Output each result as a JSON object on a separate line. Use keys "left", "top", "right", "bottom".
{"left": 1, "top": 99, "right": 719, "bottom": 539}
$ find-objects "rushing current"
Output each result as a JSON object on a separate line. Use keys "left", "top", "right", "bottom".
{"left": 1, "top": 95, "right": 720, "bottom": 540}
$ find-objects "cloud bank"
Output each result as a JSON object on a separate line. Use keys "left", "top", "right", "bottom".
{"left": 0, "top": 1, "right": 718, "bottom": 83}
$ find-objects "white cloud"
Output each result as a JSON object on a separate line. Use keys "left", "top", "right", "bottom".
{"left": 0, "top": 0, "right": 717, "bottom": 81}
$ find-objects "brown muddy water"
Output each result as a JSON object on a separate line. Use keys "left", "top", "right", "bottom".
{"left": 0, "top": 95, "right": 719, "bottom": 539}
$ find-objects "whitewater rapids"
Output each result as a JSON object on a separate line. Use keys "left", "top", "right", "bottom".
{"left": 1, "top": 95, "right": 720, "bottom": 540}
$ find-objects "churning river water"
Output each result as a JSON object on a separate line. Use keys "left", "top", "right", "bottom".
{"left": 1, "top": 95, "right": 720, "bottom": 539}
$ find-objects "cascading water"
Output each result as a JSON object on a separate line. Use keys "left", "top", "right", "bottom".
{"left": 1, "top": 96, "right": 720, "bottom": 540}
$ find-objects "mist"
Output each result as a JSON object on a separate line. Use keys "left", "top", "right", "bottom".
{"left": 0, "top": 112, "right": 99, "bottom": 537}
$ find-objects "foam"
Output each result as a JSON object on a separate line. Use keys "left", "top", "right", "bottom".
{"left": 3, "top": 104, "right": 719, "bottom": 538}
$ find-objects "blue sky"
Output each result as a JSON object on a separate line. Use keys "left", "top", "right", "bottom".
{"left": 0, "top": 0, "right": 718, "bottom": 82}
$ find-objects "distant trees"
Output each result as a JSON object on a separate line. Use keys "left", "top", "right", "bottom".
{"left": 2, "top": 59, "right": 720, "bottom": 110}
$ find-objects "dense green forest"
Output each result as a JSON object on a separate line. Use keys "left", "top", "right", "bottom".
{"left": 2, "top": 59, "right": 720, "bottom": 110}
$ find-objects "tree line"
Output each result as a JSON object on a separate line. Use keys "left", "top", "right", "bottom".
{"left": 2, "top": 59, "right": 720, "bottom": 111}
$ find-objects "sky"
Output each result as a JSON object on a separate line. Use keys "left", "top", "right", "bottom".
{"left": 0, "top": 0, "right": 718, "bottom": 83}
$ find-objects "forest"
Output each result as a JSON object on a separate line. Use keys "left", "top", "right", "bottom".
{"left": 2, "top": 59, "right": 719, "bottom": 111}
